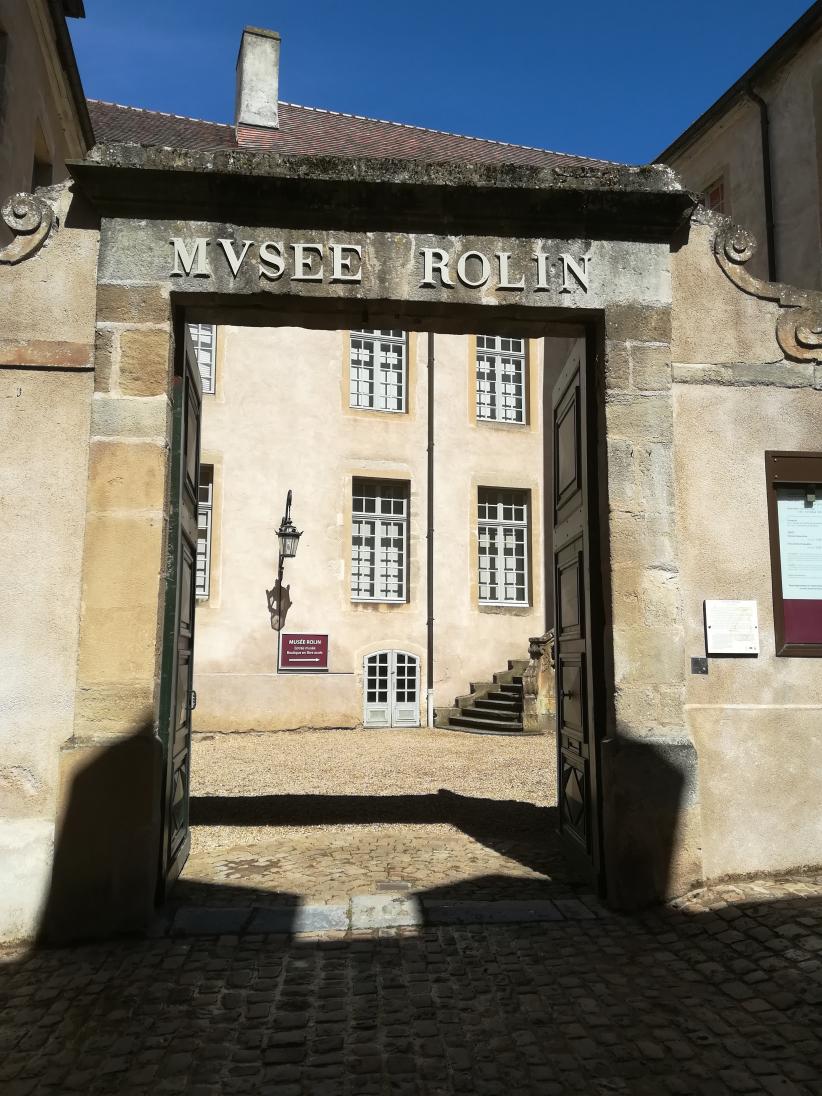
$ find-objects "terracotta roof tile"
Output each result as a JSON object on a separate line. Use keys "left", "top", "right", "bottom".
{"left": 88, "top": 99, "right": 623, "bottom": 169}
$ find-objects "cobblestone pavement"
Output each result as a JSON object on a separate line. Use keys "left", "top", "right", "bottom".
{"left": 177, "top": 728, "right": 565, "bottom": 909}
{"left": 3, "top": 875, "right": 822, "bottom": 1095}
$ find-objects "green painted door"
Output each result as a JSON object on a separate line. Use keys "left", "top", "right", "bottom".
{"left": 158, "top": 321, "right": 202, "bottom": 894}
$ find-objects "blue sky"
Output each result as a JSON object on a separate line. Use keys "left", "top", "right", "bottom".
{"left": 70, "top": 1, "right": 812, "bottom": 164}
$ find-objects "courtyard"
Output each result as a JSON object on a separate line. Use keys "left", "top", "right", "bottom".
{"left": 171, "top": 727, "right": 577, "bottom": 924}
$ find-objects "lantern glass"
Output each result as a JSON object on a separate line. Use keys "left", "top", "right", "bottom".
{"left": 278, "top": 525, "right": 301, "bottom": 559}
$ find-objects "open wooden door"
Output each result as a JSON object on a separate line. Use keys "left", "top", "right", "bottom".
{"left": 157, "top": 322, "right": 202, "bottom": 894}
{"left": 552, "top": 338, "right": 603, "bottom": 891}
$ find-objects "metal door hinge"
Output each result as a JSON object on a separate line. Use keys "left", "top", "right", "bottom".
{"left": 190, "top": 690, "right": 197, "bottom": 710}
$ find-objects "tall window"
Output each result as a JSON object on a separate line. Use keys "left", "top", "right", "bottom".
{"left": 196, "top": 465, "right": 214, "bottom": 599}
{"left": 478, "top": 488, "right": 529, "bottom": 606}
{"left": 351, "top": 479, "right": 408, "bottom": 602}
{"left": 188, "top": 323, "right": 216, "bottom": 394}
{"left": 350, "top": 329, "right": 407, "bottom": 413}
{"left": 476, "top": 335, "right": 526, "bottom": 424}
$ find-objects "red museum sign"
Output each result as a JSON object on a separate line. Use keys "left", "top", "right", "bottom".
{"left": 280, "top": 633, "right": 329, "bottom": 672}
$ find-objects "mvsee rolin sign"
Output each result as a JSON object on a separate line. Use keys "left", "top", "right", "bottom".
{"left": 280, "top": 633, "right": 329, "bottom": 672}
{"left": 169, "top": 237, "right": 593, "bottom": 295}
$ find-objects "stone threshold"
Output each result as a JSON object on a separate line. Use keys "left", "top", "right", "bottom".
{"left": 159, "top": 893, "right": 607, "bottom": 937}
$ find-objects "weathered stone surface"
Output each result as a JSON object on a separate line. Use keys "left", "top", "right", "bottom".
{"left": 90, "top": 394, "right": 169, "bottom": 438}
{"left": 96, "top": 283, "right": 170, "bottom": 324}
{"left": 604, "top": 303, "right": 672, "bottom": 343}
{"left": 350, "top": 895, "right": 421, "bottom": 929}
{"left": 672, "top": 360, "right": 815, "bottom": 387}
{"left": 86, "top": 440, "right": 167, "bottom": 513}
{"left": 73, "top": 683, "right": 155, "bottom": 737}
{"left": 631, "top": 343, "right": 672, "bottom": 390}
{"left": 605, "top": 393, "right": 673, "bottom": 444}
{"left": 76, "top": 514, "right": 165, "bottom": 683}
{"left": 604, "top": 340, "right": 630, "bottom": 389}
{"left": 119, "top": 329, "right": 171, "bottom": 396}
{"left": 94, "top": 328, "right": 114, "bottom": 393}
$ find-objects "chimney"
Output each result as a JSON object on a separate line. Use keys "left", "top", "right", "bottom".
{"left": 235, "top": 27, "right": 281, "bottom": 130}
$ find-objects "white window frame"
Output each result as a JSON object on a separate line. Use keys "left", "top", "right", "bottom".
{"left": 188, "top": 322, "right": 216, "bottom": 395}
{"left": 349, "top": 329, "right": 408, "bottom": 413}
{"left": 196, "top": 467, "right": 214, "bottom": 599}
{"left": 351, "top": 479, "right": 408, "bottom": 603}
{"left": 477, "top": 488, "right": 529, "bottom": 607}
{"left": 476, "top": 335, "right": 526, "bottom": 424}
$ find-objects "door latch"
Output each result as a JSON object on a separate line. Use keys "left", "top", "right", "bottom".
{"left": 190, "top": 690, "right": 197, "bottom": 711}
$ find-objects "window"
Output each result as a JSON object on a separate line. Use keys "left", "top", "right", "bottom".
{"left": 476, "top": 335, "right": 526, "bottom": 423}
{"left": 196, "top": 464, "right": 214, "bottom": 599}
{"left": 349, "top": 329, "right": 407, "bottom": 412}
{"left": 188, "top": 323, "right": 216, "bottom": 394}
{"left": 478, "top": 488, "right": 529, "bottom": 606}
{"left": 351, "top": 479, "right": 408, "bottom": 602}
{"left": 704, "top": 177, "right": 726, "bottom": 215}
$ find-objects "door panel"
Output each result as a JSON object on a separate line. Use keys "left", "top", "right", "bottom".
{"left": 158, "top": 322, "right": 202, "bottom": 896}
{"left": 392, "top": 651, "right": 420, "bottom": 727}
{"left": 552, "top": 338, "right": 602, "bottom": 888}
{"left": 363, "top": 650, "right": 420, "bottom": 728}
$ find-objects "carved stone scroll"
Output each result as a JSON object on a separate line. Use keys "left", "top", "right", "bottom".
{"left": 522, "top": 630, "right": 556, "bottom": 735}
{"left": 0, "top": 193, "right": 55, "bottom": 264}
{"left": 713, "top": 219, "right": 822, "bottom": 363}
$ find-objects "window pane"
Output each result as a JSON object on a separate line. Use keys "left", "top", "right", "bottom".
{"left": 350, "top": 330, "right": 407, "bottom": 413}
{"left": 476, "top": 335, "right": 525, "bottom": 423}
{"left": 188, "top": 323, "right": 216, "bottom": 394}
{"left": 352, "top": 480, "right": 408, "bottom": 601}
{"left": 477, "top": 487, "right": 528, "bottom": 605}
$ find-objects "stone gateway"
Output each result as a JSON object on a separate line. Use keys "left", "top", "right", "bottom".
{"left": 1, "top": 21, "right": 821, "bottom": 947}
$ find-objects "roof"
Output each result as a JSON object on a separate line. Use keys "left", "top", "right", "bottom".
{"left": 87, "top": 99, "right": 624, "bottom": 171}
{"left": 657, "top": 0, "right": 822, "bottom": 162}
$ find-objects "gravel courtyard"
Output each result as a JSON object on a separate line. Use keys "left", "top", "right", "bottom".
{"left": 176, "top": 727, "right": 566, "bottom": 908}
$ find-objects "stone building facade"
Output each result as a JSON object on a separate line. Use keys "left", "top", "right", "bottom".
{"left": 0, "top": 22, "right": 821, "bottom": 944}
{"left": 0, "top": 0, "right": 92, "bottom": 210}
{"left": 659, "top": 0, "right": 822, "bottom": 290}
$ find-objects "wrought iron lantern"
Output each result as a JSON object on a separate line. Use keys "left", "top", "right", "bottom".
{"left": 277, "top": 490, "right": 302, "bottom": 567}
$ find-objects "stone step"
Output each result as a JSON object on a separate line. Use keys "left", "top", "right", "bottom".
{"left": 472, "top": 697, "right": 521, "bottom": 713}
{"left": 507, "top": 659, "right": 529, "bottom": 674}
{"left": 464, "top": 705, "right": 522, "bottom": 724}
{"left": 484, "top": 688, "right": 523, "bottom": 707}
{"left": 448, "top": 713, "right": 524, "bottom": 734}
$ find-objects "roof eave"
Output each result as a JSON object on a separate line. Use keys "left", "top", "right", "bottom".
{"left": 68, "top": 144, "right": 696, "bottom": 241}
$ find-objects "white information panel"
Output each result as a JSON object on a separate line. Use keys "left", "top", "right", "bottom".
{"left": 777, "top": 490, "right": 822, "bottom": 600}
{"left": 704, "top": 600, "right": 760, "bottom": 655}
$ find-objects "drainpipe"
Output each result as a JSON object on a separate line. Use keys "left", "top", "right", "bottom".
{"left": 746, "top": 86, "right": 777, "bottom": 282}
{"left": 426, "top": 331, "right": 435, "bottom": 727}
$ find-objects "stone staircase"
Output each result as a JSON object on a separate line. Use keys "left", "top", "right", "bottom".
{"left": 434, "top": 659, "right": 534, "bottom": 735}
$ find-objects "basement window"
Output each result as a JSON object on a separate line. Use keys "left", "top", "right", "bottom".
{"left": 349, "top": 329, "right": 407, "bottom": 413}
{"left": 478, "top": 487, "right": 529, "bottom": 606}
{"left": 476, "top": 335, "right": 526, "bottom": 424}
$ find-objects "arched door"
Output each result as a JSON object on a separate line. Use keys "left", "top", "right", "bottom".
{"left": 363, "top": 651, "right": 420, "bottom": 727}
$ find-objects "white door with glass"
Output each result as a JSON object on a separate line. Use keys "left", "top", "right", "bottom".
{"left": 363, "top": 651, "right": 420, "bottom": 727}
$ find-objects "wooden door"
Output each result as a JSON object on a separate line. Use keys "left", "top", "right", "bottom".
{"left": 158, "top": 322, "right": 202, "bottom": 894}
{"left": 552, "top": 339, "right": 603, "bottom": 889}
